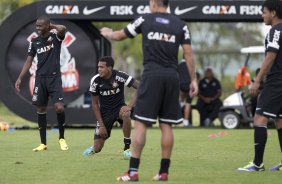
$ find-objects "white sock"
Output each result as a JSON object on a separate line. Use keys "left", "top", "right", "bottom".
{"left": 183, "top": 120, "right": 189, "bottom": 126}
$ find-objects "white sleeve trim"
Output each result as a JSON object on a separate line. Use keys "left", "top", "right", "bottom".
{"left": 126, "top": 24, "right": 137, "bottom": 37}
{"left": 267, "top": 42, "right": 280, "bottom": 50}
{"left": 125, "top": 76, "right": 133, "bottom": 86}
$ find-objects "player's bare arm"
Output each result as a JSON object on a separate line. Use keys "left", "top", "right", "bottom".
{"left": 91, "top": 95, "right": 108, "bottom": 138}
{"left": 250, "top": 51, "right": 277, "bottom": 95}
{"left": 182, "top": 44, "right": 198, "bottom": 97}
{"left": 100, "top": 27, "right": 127, "bottom": 41}
{"left": 50, "top": 23, "right": 66, "bottom": 38}
{"left": 15, "top": 56, "right": 33, "bottom": 92}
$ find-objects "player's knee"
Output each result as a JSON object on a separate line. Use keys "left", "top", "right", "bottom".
{"left": 55, "top": 105, "right": 64, "bottom": 113}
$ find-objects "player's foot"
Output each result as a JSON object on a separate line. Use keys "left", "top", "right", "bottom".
{"left": 83, "top": 146, "right": 95, "bottom": 156}
{"left": 59, "top": 138, "right": 69, "bottom": 151}
{"left": 123, "top": 149, "right": 132, "bottom": 160}
{"left": 270, "top": 162, "right": 282, "bottom": 171}
{"left": 152, "top": 173, "right": 168, "bottom": 181}
{"left": 116, "top": 171, "right": 139, "bottom": 182}
{"left": 238, "top": 161, "right": 265, "bottom": 171}
{"left": 32, "top": 144, "right": 47, "bottom": 152}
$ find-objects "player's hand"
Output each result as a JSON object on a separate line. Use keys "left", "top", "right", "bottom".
{"left": 99, "top": 125, "right": 108, "bottom": 139}
{"left": 250, "top": 81, "right": 260, "bottom": 95}
{"left": 15, "top": 79, "right": 21, "bottom": 92}
{"left": 189, "top": 80, "right": 198, "bottom": 98}
{"left": 100, "top": 27, "right": 113, "bottom": 39}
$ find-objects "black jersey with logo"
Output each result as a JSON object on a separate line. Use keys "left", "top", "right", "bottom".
{"left": 199, "top": 78, "right": 221, "bottom": 98}
{"left": 28, "top": 32, "right": 64, "bottom": 77}
{"left": 124, "top": 13, "right": 191, "bottom": 73}
{"left": 89, "top": 70, "right": 135, "bottom": 111}
{"left": 178, "top": 60, "right": 191, "bottom": 86}
{"left": 264, "top": 23, "right": 282, "bottom": 83}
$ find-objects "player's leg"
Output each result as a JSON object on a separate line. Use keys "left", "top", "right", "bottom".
{"left": 119, "top": 106, "right": 132, "bottom": 159}
{"left": 184, "top": 94, "right": 192, "bottom": 127}
{"left": 32, "top": 78, "right": 48, "bottom": 151}
{"left": 49, "top": 76, "right": 68, "bottom": 150}
{"left": 270, "top": 117, "right": 282, "bottom": 170}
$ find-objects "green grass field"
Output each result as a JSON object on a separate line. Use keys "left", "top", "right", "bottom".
{"left": 0, "top": 128, "right": 281, "bottom": 184}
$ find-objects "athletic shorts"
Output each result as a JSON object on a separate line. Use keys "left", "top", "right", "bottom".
{"left": 32, "top": 76, "right": 64, "bottom": 106}
{"left": 134, "top": 73, "right": 183, "bottom": 125}
{"left": 256, "top": 83, "right": 282, "bottom": 118}
{"left": 94, "top": 105, "right": 125, "bottom": 139}
{"left": 180, "top": 88, "right": 192, "bottom": 104}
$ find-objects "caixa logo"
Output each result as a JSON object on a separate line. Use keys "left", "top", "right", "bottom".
{"left": 27, "top": 31, "right": 80, "bottom": 95}
{"left": 202, "top": 5, "right": 237, "bottom": 15}
{"left": 45, "top": 5, "right": 79, "bottom": 14}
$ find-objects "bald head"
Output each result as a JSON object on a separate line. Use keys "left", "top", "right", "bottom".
{"left": 37, "top": 15, "right": 50, "bottom": 24}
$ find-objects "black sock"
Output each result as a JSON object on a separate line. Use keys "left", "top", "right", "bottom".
{"left": 129, "top": 157, "right": 140, "bottom": 174}
{"left": 254, "top": 126, "right": 267, "bottom": 166}
{"left": 38, "top": 113, "right": 47, "bottom": 145}
{"left": 159, "top": 158, "right": 171, "bottom": 174}
{"left": 57, "top": 112, "right": 65, "bottom": 139}
{"left": 277, "top": 128, "right": 282, "bottom": 153}
{"left": 124, "top": 137, "right": 131, "bottom": 151}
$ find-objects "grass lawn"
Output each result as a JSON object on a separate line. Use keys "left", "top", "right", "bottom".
{"left": 0, "top": 128, "right": 281, "bottom": 184}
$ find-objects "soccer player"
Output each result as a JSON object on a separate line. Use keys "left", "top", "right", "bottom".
{"left": 15, "top": 16, "right": 68, "bottom": 151}
{"left": 83, "top": 56, "right": 139, "bottom": 159}
{"left": 238, "top": 0, "right": 282, "bottom": 171}
{"left": 178, "top": 58, "right": 193, "bottom": 127}
{"left": 100, "top": 0, "right": 198, "bottom": 181}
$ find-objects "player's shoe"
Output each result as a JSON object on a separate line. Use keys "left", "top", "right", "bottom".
{"left": 152, "top": 173, "right": 168, "bottom": 181}
{"left": 32, "top": 144, "right": 47, "bottom": 152}
{"left": 269, "top": 162, "right": 282, "bottom": 171}
{"left": 116, "top": 171, "right": 139, "bottom": 182}
{"left": 83, "top": 146, "right": 95, "bottom": 156}
{"left": 238, "top": 162, "right": 265, "bottom": 171}
{"left": 59, "top": 139, "right": 69, "bottom": 151}
{"left": 123, "top": 149, "right": 132, "bottom": 160}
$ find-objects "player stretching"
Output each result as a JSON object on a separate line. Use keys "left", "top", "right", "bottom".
{"left": 15, "top": 16, "right": 68, "bottom": 151}
{"left": 101, "top": 0, "right": 198, "bottom": 181}
{"left": 83, "top": 56, "right": 139, "bottom": 159}
{"left": 238, "top": 0, "right": 282, "bottom": 171}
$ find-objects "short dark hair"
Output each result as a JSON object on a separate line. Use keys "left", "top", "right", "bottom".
{"left": 98, "top": 56, "right": 115, "bottom": 68}
{"left": 37, "top": 15, "right": 50, "bottom": 24}
{"left": 263, "top": 0, "right": 282, "bottom": 18}
{"left": 155, "top": 0, "right": 169, "bottom": 7}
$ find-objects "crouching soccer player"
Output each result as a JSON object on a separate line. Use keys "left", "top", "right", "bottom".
{"left": 83, "top": 56, "right": 139, "bottom": 159}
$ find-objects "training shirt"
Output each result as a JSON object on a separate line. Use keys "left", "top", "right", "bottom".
{"left": 89, "top": 70, "right": 135, "bottom": 111}
{"left": 124, "top": 13, "right": 191, "bottom": 74}
{"left": 28, "top": 32, "right": 64, "bottom": 77}
{"left": 264, "top": 23, "right": 282, "bottom": 83}
{"left": 198, "top": 78, "right": 221, "bottom": 98}
{"left": 178, "top": 60, "right": 191, "bottom": 91}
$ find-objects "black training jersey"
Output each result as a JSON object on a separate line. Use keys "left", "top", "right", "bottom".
{"left": 124, "top": 13, "right": 191, "bottom": 73}
{"left": 28, "top": 32, "right": 64, "bottom": 77}
{"left": 89, "top": 70, "right": 135, "bottom": 111}
{"left": 178, "top": 60, "right": 191, "bottom": 85}
{"left": 264, "top": 23, "right": 282, "bottom": 83}
{"left": 199, "top": 78, "right": 221, "bottom": 98}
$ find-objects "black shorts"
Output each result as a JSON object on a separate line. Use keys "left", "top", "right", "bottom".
{"left": 94, "top": 105, "right": 125, "bottom": 139}
{"left": 134, "top": 73, "right": 183, "bottom": 125}
{"left": 32, "top": 76, "right": 64, "bottom": 106}
{"left": 256, "top": 83, "right": 282, "bottom": 118}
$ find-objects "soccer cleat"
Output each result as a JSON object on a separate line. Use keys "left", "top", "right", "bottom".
{"left": 270, "top": 162, "right": 282, "bottom": 171}
{"left": 32, "top": 144, "right": 47, "bottom": 152}
{"left": 83, "top": 146, "right": 95, "bottom": 156}
{"left": 152, "top": 173, "right": 168, "bottom": 181}
{"left": 238, "top": 162, "right": 265, "bottom": 171}
{"left": 59, "top": 139, "right": 69, "bottom": 151}
{"left": 116, "top": 171, "right": 139, "bottom": 182}
{"left": 123, "top": 149, "right": 132, "bottom": 160}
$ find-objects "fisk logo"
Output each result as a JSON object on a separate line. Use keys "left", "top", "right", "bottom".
{"left": 45, "top": 5, "right": 79, "bottom": 14}
{"left": 27, "top": 31, "right": 80, "bottom": 95}
{"left": 202, "top": 5, "right": 236, "bottom": 15}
